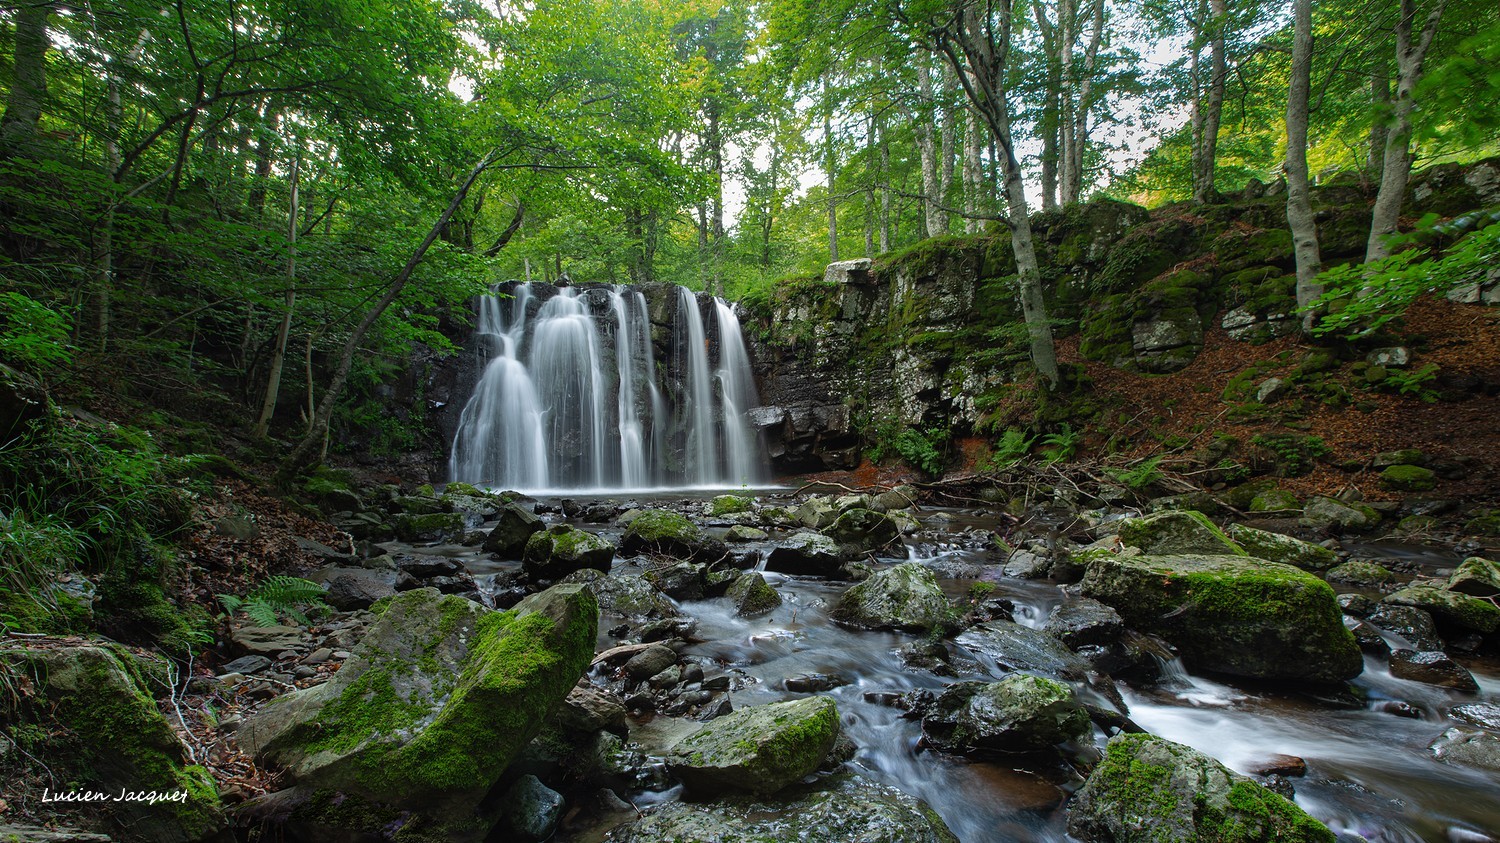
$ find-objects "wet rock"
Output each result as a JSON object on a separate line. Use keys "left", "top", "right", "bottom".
{"left": 765, "top": 532, "right": 844, "bottom": 576}
{"left": 954, "top": 620, "right": 1092, "bottom": 680}
{"left": 607, "top": 772, "right": 958, "bottom": 843}
{"left": 1080, "top": 553, "right": 1362, "bottom": 683}
{"left": 921, "top": 675, "right": 1090, "bottom": 755}
{"left": 824, "top": 508, "right": 901, "bottom": 556}
{"left": 709, "top": 494, "right": 756, "bottom": 516}
{"left": 231, "top": 625, "right": 307, "bottom": 656}
{"left": 240, "top": 585, "right": 596, "bottom": 832}
{"left": 394, "top": 553, "right": 464, "bottom": 578}
{"left": 831, "top": 561, "right": 950, "bottom": 632}
{"left": 0, "top": 824, "right": 108, "bottom": 842}
{"left": 557, "top": 684, "right": 628, "bottom": 734}
{"left": 1451, "top": 702, "right": 1500, "bottom": 732}
{"left": 622, "top": 509, "right": 723, "bottom": 561}
{"left": 222, "top": 655, "right": 272, "bottom": 675}
{"left": 898, "top": 640, "right": 954, "bottom": 675}
{"left": 569, "top": 570, "right": 677, "bottom": 621}
{"left": 874, "top": 485, "right": 920, "bottom": 511}
{"left": 496, "top": 774, "right": 563, "bottom": 842}
{"left": 666, "top": 696, "right": 840, "bottom": 796}
{"left": 394, "top": 511, "right": 468, "bottom": 543}
{"left": 1447, "top": 557, "right": 1500, "bottom": 598}
{"left": 320, "top": 567, "right": 399, "bottom": 610}
{"left": 623, "top": 644, "right": 678, "bottom": 681}
{"left": 482, "top": 502, "right": 544, "bottom": 558}
{"left": 1384, "top": 584, "right": 1500, "bottom": 634}
{"left": 644, "top": 561, "right": 708, "bottom": 601}
{"left": 1428, "top": 727, "right": 1500, "bottom": 773}
{"left": 1301, "top": 497, "right": 1379, "bottom": 532}
{"left": 1226, "top": 524, "right": 1338, "bottom": 571}
{"left": 785, "top": 673, "right": 850, "bottom": 693}
{"left": 1366, "top": 604, "right": 1444, "bottom": 650}
{"left": 1116, "top": 510, "right": 1245, "bottom": 556}
{"left": 726, "top": 571, "right": 781, "bottom": 617}
{"left": 1043, "top": 598, "right": 1125, "bottom": 649}
{"left": 1246, "top": 754, "right": 1308, "bottom": 777}
{"left": 1003, "top": 548, "right": 1052, "bottom": 579}
{"left": 1388, "top": 649, "right": 1479, "bottom": 692}
{"left": 1348, "top": 621, "right": 1391, "bottom": 656}
{"left": 1069, "top": 733, "right": 1335, "bottom": 843}
{"left": 1337, "top": 593, "right": 1378, "bottom": 618}
{"left": 725, "top": 524, "right": 769, "bottom": 542}
{"left": 1326, "top": 560, "right": 1398, "bottom": 588}
{"left": 796, "top": 496, "right": 842, "bottom": 529}
{"left": 524, "top": 525, "right": 615, "bottom": 580}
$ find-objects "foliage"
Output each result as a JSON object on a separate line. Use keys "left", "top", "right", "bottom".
{"left": 218, "top": 576, "right": 329, "bottom": 627}
{"left": 1038, "top": 424, "right": 1081, "bottom": 465}
{"left": 1105, "top": 455, "right": 1165, "bottom": 490}
{"left": 1380, "top": 363, "right": 1441, "bottom": 402}
{"left": 1309, "top": 213, "right": 1500, "bottom": 338}
{"left": 983, "top": 428, "right": 1037, "bottom": 471}
{"left": 1251, "top": 434, "right": 1331, "bottom": 477}
{"left": 866, "top": 417, "right": 950, "bottom": 476}
{"left": 0, "top": 293, "right": 73, "bottom": 374}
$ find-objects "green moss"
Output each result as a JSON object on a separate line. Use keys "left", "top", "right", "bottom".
{"left": 627, "top": 510, "right": 703, "bottom": 543}
{"left": 1380, "top": 464, "right": 1437, "bottom": 491}
{"left": 708, "top": 495, "right": 755, "bottom": 516}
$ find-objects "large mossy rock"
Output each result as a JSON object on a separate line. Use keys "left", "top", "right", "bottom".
{"left": 766, "top": 532, "right": 845, "bottom": 576}
{"left": 1080, "top": 554, "right": 1361, "bottom": 682}
{"left": 1383, "top": 584, "right": 1500, "bottom": 634}
{"left": 1069, "top": 733, "right": 1335, "bottom": 843}
{"left": 620, "top": 509, "right": 725, "bottom": 562}
{"left": 241, "top": 586, "right": 596, "bottom": 825}
{"left": 523, "top": 525, "right": 615, "bottom": 580}
{"left": 823, "top": 508, "right": 901, "bottom": 556}
{"left": 1225, "top": 524, "right": 1337, "bottom": 571}
{"left": 608, "top": 773, "right": 958, "bottom": 843}
{"left": 666, "top": 696, "right": 840, "bottom": 796}
{"left": 830, "top": 562, "right": 950, "bottom": 632}
{"left": 394, "top": 511, "right": 467, "bottom": 543}
{"left": 1446, "top": 557, "right": 1500, "bottom": 598}
{"left": 1116, "top": 510, "right": 1245, "bottom": 556}
{"left": 726, "top": 571, "right": 782, "bottom": 617}
{"left": 920, "top": 675, "right": 1090, "bottom": 755}
{"left": 482, "top": 502, "right": 544, "bottom": 558}
{"left": 0, "top": 644, "right": 223, "bottom": 843}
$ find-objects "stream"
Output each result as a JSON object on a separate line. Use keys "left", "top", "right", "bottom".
{"left": 395, "top": 493, "right": 1500, "bottom": 843}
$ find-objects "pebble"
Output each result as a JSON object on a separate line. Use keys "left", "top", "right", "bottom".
{"left": 220, "top": 655, "right": 272, "bottom": 675}
{"left": 332, "top": 650, "right": 353, "bottom": 660}
{"left": 301, "top": 648, "right": 333, "bottom": 665}
{"left": 293, "top": 666, "right": 317, "bottom": 680}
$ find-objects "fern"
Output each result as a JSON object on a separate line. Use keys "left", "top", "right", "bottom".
{"left": 1038, "top": 424, "right": 1080, "bottom": 465}
{"left": 984, "top": 428, "right": 1036, "bottom": 470}
{"left": 1106, "top": 455, "right": 1165, "bottom": 490}
{"left": 217, "top": 576, "right": 328, "bottom": 627}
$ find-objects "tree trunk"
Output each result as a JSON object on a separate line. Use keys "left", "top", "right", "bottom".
{"left": 1063, "top": 0, "right": 1106, "bottom": 204}
{"left": 255, "top": 151, "right": 300, "bottom": 438}
{"left": 824, "top": 78, "right": 838, "bottom": 261}
{"left": 1285, "top": 0, "right": 1323, "bottom": 333}
{"left": 1195, "top": 0, "right": 1227, "bottom": 203}
{"left": 879, "top": 116, "right": 892, "bottom": 250}
{"left": 1367, "top": 68, "right": 1390, "bottom": 189}
{"left": 937, "top": 66, "right": 956, "bottom": 234}
{"left": 915, "top": 62, "right": 944, "bottom": 238}
{"left": 276, "top": 149, "right": 499, "bottom": 483}
{"left": 963, "top": 101, "right": 984, "bottom": 233}
{"left": 0, "top": 0, "right": 53, "bottom": 154}
{"left": 1366, "top": 0, "right": 1448, "bottom": 262}
{"left": 247, "top": 107, "right": 280, "bottom": 217}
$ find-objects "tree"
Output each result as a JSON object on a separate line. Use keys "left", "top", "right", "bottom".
{"left": 1286, "top": 0, "right": 1322, "bottom": 331}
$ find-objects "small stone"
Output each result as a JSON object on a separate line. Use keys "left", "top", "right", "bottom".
{"left": 624, "top": 644, "right": 677, "bottom": 680}
{"left": 1389, "top": 649, "right": 1479, "bottom": 692}
{"left": 1429, "top": 727, "right": 1500, "bottom": 772}
{"left": 1451, "top": 702, "right": 1500, "bottom": 732}
{"left": 1366, "top": 347, "right": 1411, "bottom": 368}
{"left": 1367, "top": 604, "right": 1444, "bottom": 650}
{"left": 220, "top": 655, "right": 272, "bottom": 675}
{"left": 783, "top": 673, "right": 849, "bottom": 693}
{"left": 331, "top": 650, "right": 352, "bottom": 660}
{"left": 497, "top": 774, "right": 565, "bottom": 842}
{"left": 1245, "top": 754, "right": 1307, "bottom": 777}
{"left": 293, "top": 666, "right": 317, "bottom": 680}
{"left": 301, "top": 648, "right": 332, "bottom": 665}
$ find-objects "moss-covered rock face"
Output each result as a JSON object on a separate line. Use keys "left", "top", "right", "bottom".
{"left": 1248, "top": 488, "right": 1301, "bottom": 512}
{"left": 609, "top": 772, "right": 959, "bottom": 843}
{"left": 726, "top": 571, "right": 782, "bottom": 617}
{"left": 620, "top": 509, "right": 721, "bottom": 561}
{"left": 830, "top": 562, "right": 949, "bottom": 632}
{"left": 765, "top": 532, "right": 845, "bottom": 576}
{"left": 1326, "top": 560, "right": 1398, "bottom": 588}
{"left": 1380, "top": 464, "right": 1437, "bottom": 492}
{"left": 1384, "top": 584, "right": 1500, "bottom": 634}
{"left": 0, "top": 644, "right": 223, "bottom": 843}
{"left": 1080, "top": 553, "right": 1362, "bottom": 682}
{"left": 708, "top": 494, "right": 756, "bottom": 516}
{"left": 523, "top": 525, "right": 616, "bottom": 580}
{"left": 920, "top": 676, "right": 1089, "bottom": 755}
{"left": 1226, "top": 524, "right": 1337, "bottom": 571}
{"left": 1117, "top": 511, "right": 1246, "bottom": 557}
{"left": 1448, "top": 557, "right": 1500, "bottom": 598}
{"left": 1300, "top": 497, "right": 1379, "bottom": 532}
{"left": 667, "top": 696, "right": 841, "bottom": 796}
{"left": 241, "top": 585, "right": 596, "bottom": 825}
{"left": 823, "top": 508, "right": 902, "bottom": 557}
{"left": 482, "top": 502, "right": 544, "bottom": 558}
{"left": 394, "top": 511, "right": 467, "bottom": 543}
{"left": 1069, "top": 733, "right": 1336, "bottom": 843}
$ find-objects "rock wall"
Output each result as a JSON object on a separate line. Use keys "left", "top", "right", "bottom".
{"left": 744, "top": 158, "right": 1500, "bottom": 473}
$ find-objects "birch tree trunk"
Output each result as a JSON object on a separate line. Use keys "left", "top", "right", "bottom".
{"left": 1366, "top": 0, "right": 1448, "bottom": 262}
{"left": 1195, "top": 0, "right": 1227, "bottom": 203}
{"left": 963, "top": 103, "right": 984, "bottom": 233}
{"left": 1062, "top": 0, "right": 1106, "bottom": 204}
{"left": 1285, "top": 0, "right": 1323, "bottom": 332}
{"left": 914, "top": 62, "right": 944, "bottom": 238}
{"left": 937, "top": 66, "right": 956, "bottom": 234}
{"left": 255, "top": 151, "right": 300, "bottom": 438}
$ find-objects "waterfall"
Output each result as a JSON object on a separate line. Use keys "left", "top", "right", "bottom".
{"left": 449, "top": 282, "right": 768, "bottom": 492}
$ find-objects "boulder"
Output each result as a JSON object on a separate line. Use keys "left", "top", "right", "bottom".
{"left": 765, "top": 532, "right": 844, "bottom": 576}
{"left": 1447, "top": 557, "right": 1500, "bottom": 598}
{"left": 1003, "top": 549, "right": 1053, "bottom": 579}
{"left": 830, "top": 562, "right": 950, "bottom": 632}
{"left": 495, "top": 775, "right": 563, "bottom": 843}
{"left": 1080, "top": 553, "right": 1362, "bottom": 682}
{"left": 523, "top": 525, "right": 615, "bottom": 580}
{"left": 482, "top": 503, "right": 544, "bottom": 558}
{"left": 1451, "top": 702, "right": 1500, "bottom": 732}
{"left": 1380, "top": 464, "right": 1437, "bottom": 492}
{"left": 320, "top": 567, "right": 399, "bottom": 611}
{"left": 708, "top": 495, "right": 755, "bottom": 516}
{"left": 568, "top": 571, "right": 678, "bottom": 621}
{"left": 1225, "top": 524, "right": 1337, "bottom": 571}
{"left": 556, "top": 684, "right": 628, "bottom": 734}
{"left": 394, "top": 511, "right": 467, "bottom": 543}
{"left": 0, "top": 644, "right": 223, "bottom": 843}
{"left": 1428, "top": 727, "right": 1500, "bottom": 773}
{"left": 1366, "top": 604, "right": 1444, "bottom": 651}
{"left": 796, "top": 496, "right": 842, "bottom": 529}
{"left": 666, "top": 696, "right": 840, "bottom": 796}
{"left": 621, "top": 509, "right": 713, "bottom": 559}
{"left": 240, "top": 585, "right": 596, "bottom": 828}
{"left": 623, "top": 644, "right": 678, "bottom": 680}
{"left": 823, "top": 508, "right": 901, "bottom": 556}
{"left": 1069, "top": 733, "right": 1335, "bottom": 843}
{"left": 1388, "top": 649, "right": 1479, "bottom": 692}
{"left": 1043, "top": 598, "right": 1125, "bottom": 649}
{"left": 643, "top": 561, "right": 708, "bottom": 601}
{"left": 1384, "top": 584, "right": 1500, "bottom": 634}
{"left": 1116, "top": 511, "right": 1245, "bottom": 557}
{"left": 608, "top": 773, "right": 958, "bottom": 843}
{"left": 725, "top": 524, "right": 769, "bottom": 542}
{"left": 1326, "top": 560, "right": 1398, "bottom": 588}
{"left": 726, "top": 571, "right": 781, "bottom": 617}
{"left": 1300, "top": 497, "right": 1378, "bottom": 532}
{"left": 231, "top": 625, "right": 307, "bottom": 656}
{"left": 920, "top": 676, "right": 1090, "bottom": 755}
{"left": 954, "top": 620, "right": 1093, "bottom": 681}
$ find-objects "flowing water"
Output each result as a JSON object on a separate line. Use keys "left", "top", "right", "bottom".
{"left": 448, "top": 283, "right": 766, "bottom": 493}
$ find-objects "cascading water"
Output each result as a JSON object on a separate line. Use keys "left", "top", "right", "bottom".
{"left": 448, "top": 282, "right": 767, "bottom": 492}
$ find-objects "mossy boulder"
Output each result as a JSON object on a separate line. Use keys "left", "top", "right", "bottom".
{"left": 666, "top": 696, "right": 840, "bottom": 796}
{"left": 796, "top": 496, "right": 842, "bottom": 529}
{"left": 766, "top": 532, "right": 844, "bottom": 576}
{"left": 1117, "top": 510, "right": 1245, "bottom": 557}
{"left": 392, "top": 494, "right": 446, "bottom": 515}
{"left": 830, "top": 562, "right": 950, "bottom": 632}
{"left": 482, "top": 502, "right": 544, "bottom": 558}
{"left": 608, "top": 772, "right": 958, "bottom": 843}
{"left": 1226, "top": 524, "right": 1337, "bottom": 571}
{"left": 1069, "top": 733, "right": 1335, "bottom": 843}
{"left": 1380, "top": 464, "right": 1437, "bottom": 492}
{"left": 726, "top": 571, "right": 781, "bottom": 617}
{"left": 823, "top": 508, "right": 901, "bottom": 557}
{"left": 920, "top": 675, "right": 1090, "bottom": 756}
{"left": 1326, "top": 560, "right": 1398, "bottom": 588}
{"left": 1080, "top": 554, "right": 1362, "bottom": 682}
{"left": 708, "top": 495, "right": 755, "bottom": 516}
{"left": 1248, "top": 488, "right": 1301, "bottom": 512}
{"left": 1384, "top": 584, "right": 1500, "bottom": 634}
{"left": 725, "top": 524, "right": 769, "bottom": 542}
{"left": 621, "top": 509, "right": 722, "bottom": 561}
{"left": 394, "top": 511, "right": 467, "bottom": 543}
{"left": 953, "top": 620, "right": 1093, "bottom": 681}
{"left": 1447, "top": 557, "right": 1500, "bottom": 598}
{"left": 1300, "top": 497, "right": 1379, "bottom": 532}
{"left": 523, "top": 525, "right": 615, "bottom": 580}
{"left": 0, "top": 644, "right": 223, "bottom": 843}
{"left": 240, "top": 585, "right": 596, "bottom": 824}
